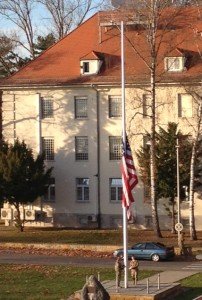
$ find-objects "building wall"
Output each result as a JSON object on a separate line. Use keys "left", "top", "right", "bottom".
{"left": 1, "top": 84, "right": 202, "bottom": 229}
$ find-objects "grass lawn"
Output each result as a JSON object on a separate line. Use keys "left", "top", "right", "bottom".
{"left": 0, "top": 265, "right": 157, "bottom": 300}
{"left": 1, "top": 226, "right": 202, "bottom": 248}
{"left": 175, "top": 273, "right": 202, "bottom": 300}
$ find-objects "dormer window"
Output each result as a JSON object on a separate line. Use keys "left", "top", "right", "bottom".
{"left": 83, "top": 62, "right": 89, "bottom": 73}
{"left": 80, "top": 51, "right": 103, "bottom": 76}
{"left": 165, "top": 56, "right": 185, "bottom": 72}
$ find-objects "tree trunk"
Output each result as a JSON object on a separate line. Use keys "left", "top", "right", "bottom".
{"left": 189, "top": 102, "right": 201, "bottom": 240}
{"left": 150, "top": 66, "right": 162, "bottom": 238}
{"left": 189, "top": 139, "right": 197, "bottom": 240}
{"left": 15, "top": 204, "right": 24, "bottom": 232}
{"left": 149, "top": 2, "right": 162, "bottom": 238}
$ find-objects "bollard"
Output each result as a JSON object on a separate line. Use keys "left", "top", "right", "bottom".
{"left": 147, "top": 278, "right": 149, "bottom": 294}
{"left": 97, "top": 272, "right": 100, "bottom": 282}
{"left": 157, "top": 273, "right": 160, "bottom": 290}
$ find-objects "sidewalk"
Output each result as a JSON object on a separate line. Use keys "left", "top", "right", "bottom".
{"left": 102, "top": 270, "right": 199, "bottom": 299}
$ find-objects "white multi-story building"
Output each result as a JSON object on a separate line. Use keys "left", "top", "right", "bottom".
{"left": 0, "top": 8, "right": 202, "bottom": 229}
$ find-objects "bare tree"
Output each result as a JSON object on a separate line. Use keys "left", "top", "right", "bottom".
{"left": 185, "top": 91, "right": 202, "bottom": 240}
{"left": 38, "top": 0, "right": 109, "bottom": 40}
{"left": 123, "top": 1, "right": 183, "bottom": 238}
{"left": 112, "top": 1, "right": 199, "bottom": 237}
{"left": 0, "top": 0, "right": 36, "bottom": 58}
{"left": 190, "top": 103, "right": 202, "bottom": 240}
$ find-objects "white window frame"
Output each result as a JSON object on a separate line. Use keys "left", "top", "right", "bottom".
{"left": 44, "top": 178, "right": 55, "bottom": 202}
{"left": 109, "top": 136, "right": 122, "bottom": 160}
{"left": 76, "top": 178, "right": 89, "bottom": 202}
{"left": 41, "top": 98, "right": 53, "bottom": 119}
{"left": 109, "top": 96, "right": 122, "bottom": 118}
{"left": 178, "top": 93, "right": 193, "bottom": 118}
{"left": 75, "top": 96, "right": 88, "bottom": 119}
{"left": 110, "top": 178, "right": 122, "bottom": 202}
{"left": 165, "top": 57, "right": 184, "bottom": 72}
{"left": 75, "top": 136, "right": 88, "bottom": 160}
{"left": 42, "top": 138, "right": 54, "bottom": 161}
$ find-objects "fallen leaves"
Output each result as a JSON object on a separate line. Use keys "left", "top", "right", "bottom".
{"left": 0, "top": 246, "right": 112, "bottom": 258}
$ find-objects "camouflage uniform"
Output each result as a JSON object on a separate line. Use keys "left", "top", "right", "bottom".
{"left": 115, "top": 257, "right": 124, "bottom": 288}
{"left": 129, "top": 257, "right": 139, "bottom": 285}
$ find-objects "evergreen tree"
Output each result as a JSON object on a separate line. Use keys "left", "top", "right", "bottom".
{"left": 34, "top": 33, "right": 56, "bottom": 56}
{"left": 0, "top": 139, "right": 53, "bottom": 231}
{"left": 137, "top": 123, "right": 192, "bottom": 232}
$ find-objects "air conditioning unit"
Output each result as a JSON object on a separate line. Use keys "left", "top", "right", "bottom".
{"left": 87, "top": 215, "right": 97, "bottom": 222}
{"left": 24, "top": 209, "right": 35, "bottom": 221}
{"left": 1, "top": 208, "right": 12, "bottom": 220}
{"left": 13, "top": 209, "right": 25, "bottom": 220}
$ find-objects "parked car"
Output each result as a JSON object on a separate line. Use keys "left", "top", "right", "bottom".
{"left": 113, "top": 242, "right": 175, "bottom": 262}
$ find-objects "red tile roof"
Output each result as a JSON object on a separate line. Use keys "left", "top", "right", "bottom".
{"left": 1, "top": 7, "right": 202, "bottom": 86}
{"left": 80, "top": 51, "right": 101, "bottom": 60}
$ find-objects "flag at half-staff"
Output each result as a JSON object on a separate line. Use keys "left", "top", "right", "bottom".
{"left": 121, "top": 135, "right": 138, "bottom": 219}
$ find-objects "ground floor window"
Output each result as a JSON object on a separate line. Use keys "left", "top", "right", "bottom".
{"left": 44, "top": 178, "right": 55, "bottom": 202}
{"left": 110, "top": 178, "right": 122, "bottom": 202}
{"left": 76, "top": 178, "right": 89, "bottom": 201}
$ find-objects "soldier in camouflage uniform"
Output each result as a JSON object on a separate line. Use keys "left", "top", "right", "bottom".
{"left": 115, "top": 256, "right": 124, "bottom": 288}
{"left": 129, "top": 256, "right": 139, "bottom": 285}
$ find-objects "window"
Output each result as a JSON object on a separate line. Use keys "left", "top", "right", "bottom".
{"left": 109, "top": 96, "right": 121, "bottom": 117}
{"left": 76, "top": 178, "right": 89, "bottom": 201}
{"left": 44, "top": 178, "right": 55, "bottom": 202}
{"left": 75, "top": 136, "right": 88, "bottom": 160}
{"left": 133, "top": 243, "right": 146, "bottom": 250}
{"left": 41, "top": 98, "right": 53, "bottom": 118}
{"left": 146, "top": 243, "right": 158, "bottom": 250}
{"left": 165, "top": 57, "right": 184, "bottom": 72}
{"left": 109, "top": 136, "right": 122, "bottom": 160}
{"left": 143, "top": 94, "right": 152, "bottom": 118}
{"left": 178, "top": 94, "right": 193, "bottom": 118}
{"left": 145, "top": 216, "right": 152, "bottom": 227}
{"left": 75, "top": 97, "right": 88, "bottom": 119}
{"left": 42, "top": 138, "right": 54, "bottom": 160}
{"left": 110, "top": 178, "right": 122, "bottom": 202}
{"left": 83, "top": 62, "right": 89, "bottom": 73}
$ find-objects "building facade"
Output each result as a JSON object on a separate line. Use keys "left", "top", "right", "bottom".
{"left": 0, "top": 8, "right": 202, "bottom": 229}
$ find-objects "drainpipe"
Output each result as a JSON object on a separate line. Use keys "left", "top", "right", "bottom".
{"left": 91, "top": 84, "right": 101, "bottom": 229}
{"left": 37, "top": 93, "right": 43, "bottom": 212}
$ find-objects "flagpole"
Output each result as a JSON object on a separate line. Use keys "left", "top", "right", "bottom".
{"left": 121, "top": 20, "right": 128, "bottom": 289}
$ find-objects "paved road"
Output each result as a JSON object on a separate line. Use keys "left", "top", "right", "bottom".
{"left": 0, "top": 250, "right": 202, "bottom": 271}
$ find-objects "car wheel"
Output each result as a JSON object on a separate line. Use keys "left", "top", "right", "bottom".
{"left": 151, "top": 254, "right": 160, "bottom": 262}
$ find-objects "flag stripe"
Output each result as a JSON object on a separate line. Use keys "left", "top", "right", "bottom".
{"left": 121, "top": 135, "right": 138, "bottom": 219}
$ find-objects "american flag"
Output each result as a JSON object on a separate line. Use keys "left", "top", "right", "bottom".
{"left": 121, "top": 135, "right": 138, "bottom": 219}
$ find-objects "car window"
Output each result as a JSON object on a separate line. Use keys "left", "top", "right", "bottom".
{"left": 132, "top": 243, "right": 146, "bottom": 249}
{"left": 145, "top": 243, "right": 157, "bottom": 250}
{"left": 156, "top": 242, "right": 165, "bottom": 248}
